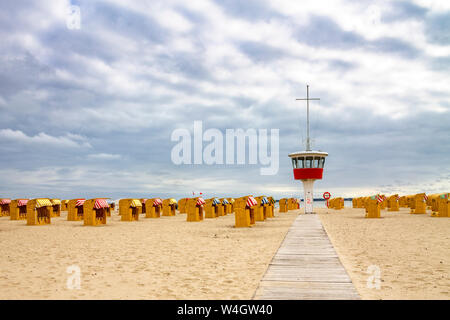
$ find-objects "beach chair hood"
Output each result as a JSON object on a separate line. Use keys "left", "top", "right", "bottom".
{"left": 94, "top": 199, "right": 109, "bottom": 209}
{"left": 35, "top": 199, "right": 52, "bottom": 208}
{"left": 130, "top": 199, "right": 142, "bottom": 207}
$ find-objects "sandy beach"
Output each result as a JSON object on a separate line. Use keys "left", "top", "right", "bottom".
{"left": 0, "top": 209, "right": 298, "bottom": 300}
{"left": 1, "top": 206, "right": 449, "bottom": 300}
{"left": 318, "top": 207, "right": 450, "bottom": 300}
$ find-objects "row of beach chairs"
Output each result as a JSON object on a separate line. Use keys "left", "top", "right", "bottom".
{"left": 326, "top": 193, "right": 449, "bottom": 218}
{"left": 0, "top": 196, "right": 285, "bottom": 228}
{"left": 278, "top": 198, "right": 300, "bottom": 213}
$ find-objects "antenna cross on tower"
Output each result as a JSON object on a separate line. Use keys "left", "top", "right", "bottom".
{"left": 296, "top": 85, "right": 320, "bottom": 151}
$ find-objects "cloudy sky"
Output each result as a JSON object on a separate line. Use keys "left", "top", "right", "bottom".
{"left": 1, "top": 0, "right": 449, "bottom": 200}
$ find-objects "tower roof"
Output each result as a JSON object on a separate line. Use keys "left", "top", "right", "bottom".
{"left": 288, "top": 150, "right": 328, "bottom": 158}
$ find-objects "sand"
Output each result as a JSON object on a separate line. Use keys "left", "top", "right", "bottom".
{"left": 0, "top": 209, "right": 298, "bottom": 300}
{"left": 318, "top": 207, "right": 450, "bottom": 300}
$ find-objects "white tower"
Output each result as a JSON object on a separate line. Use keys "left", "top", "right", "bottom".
{"left": 289, "top": 85, "right": 328, "bottom": 214}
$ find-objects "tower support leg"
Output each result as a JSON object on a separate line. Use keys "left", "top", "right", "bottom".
{"left": 302, "top": 179, "right": 315, "bottom": 214}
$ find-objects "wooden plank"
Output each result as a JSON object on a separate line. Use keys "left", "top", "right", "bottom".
{"left": 254, "top": 286, "right": 360, "bottom": 300}
{"left": 253, "top": 214, "right": 360, "bottom": 300}
{"left": 254, "top": 281, "right": 360, "bottom": 300}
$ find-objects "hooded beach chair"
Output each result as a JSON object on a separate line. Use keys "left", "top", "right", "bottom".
{"left": 144, "top": 198, "right": 162, "bottom": 218}
{"left": 279, "top": 198, "right": 288, "bottom": 213}
{"left": 234, "top": 196, "right": 257, "bottom": 228}
{"left": 266, "top": 197, "right": 275, "bottom": 218}
{"left": 333, "top": 197, "right": 344, "bottom": 210}
{"left": 67, "top": 199, "right": 85, "bottom": 221}
{"left": 84, "top": 198, "right": 109, "bottom": 226}
{"left": 61, "top": 200, "right": 69, "bottom": 211}
{"left": 51, "top": 199, "right": 61, "bottom": 217}
{"left": 227, "top": 198, "right": 235, "bottom": 213}
{"left": 253, "top": 196, "right": 267, "bottom": 221}
{"left": 387, "top": 195, "right": 400, "bottom": 211}
{"left": 214, "top": 198, "right": 225, "bottom": 216}
{"left": 162, "top": 198, "right": 176, "bottom": 216}
{"left": 178, "top": 198, "right": 189, "bottom": 214}
{"left": 430, "top": 193, "right": 449, "bottom": 217}
{"left": 119, "top": 199, "right": 141, "bottom": 221}
{"left": 205, "top": 198, "right": 219, "bottom": 218}
{"left": 10, "top": 199, "right": 28, "bottom": 220}
{"left": 260, "top": 196, "right": 272, "bottom": 220}
{"left": 410, "top": 193, "right": 427, "bottom": 214}
{"left": 220, "top": 198, "right": 231, "bottom": 215}
{"left": 405, "top": 195, "right": 415, "bottom": 211}
{"left": 27, "top": 198, "right": 53, "bottom": 225}
{"left": 0, "top": 198, "right": 11, "bottom": 216}
{"left": 398, "top": 196, "right": 407, "bottom": 208}
{"left": 365, "top": 195, "right": 382, "bottom": 218}
{"left": 186, "top": 197, "right": 205, "bottom": 222}
{"left": 357, "top": 197, "right": 365, "bottom": 208}
{"left": 287, "top": 198, "right": 294, "bottom": 210}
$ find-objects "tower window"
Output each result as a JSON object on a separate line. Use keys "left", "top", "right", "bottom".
{"left": 305, "top": 156, "right": 313, "bottom": 168}
{"left": 320, "top": 157, "right": 325, "bottom": 168}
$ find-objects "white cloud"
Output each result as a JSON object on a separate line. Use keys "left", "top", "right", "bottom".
{"left": 87, "top": 153, "right": 122, "bottom": 160}
{"left": 0, "top": 129, "right": 92, "bottom": 148}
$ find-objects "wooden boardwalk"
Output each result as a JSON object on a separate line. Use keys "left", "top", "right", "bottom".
{"left": 253, "top": 214, "right": 360, "bottom": 300}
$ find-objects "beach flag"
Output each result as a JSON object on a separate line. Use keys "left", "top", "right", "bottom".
{"left": 76, "top": 199, "right": 85, "bottom": 207}
{"left": 196, "top": 197, "right": 206, "bottom": 206}
{"left": 153, "top": 198, "right": 162, "bottom": 206}
{"left": 246, "top": 196, "right": 258, "bottom": 208}
{"left": 94, "top": 199, "right": 109, "bottom": 209}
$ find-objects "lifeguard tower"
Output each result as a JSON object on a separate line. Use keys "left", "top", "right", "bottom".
{"left": 289, "top": 85, "right": 328, "bottom": 214}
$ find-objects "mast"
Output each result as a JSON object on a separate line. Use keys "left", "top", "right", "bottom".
{"left": 296, "top": 85, "right": 319, "bottom": 151}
